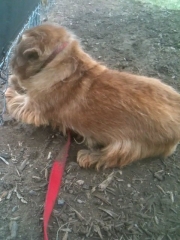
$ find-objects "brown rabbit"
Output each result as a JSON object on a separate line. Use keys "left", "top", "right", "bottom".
{"left": 5, "top": 23, "right": 180, "bottom": 170}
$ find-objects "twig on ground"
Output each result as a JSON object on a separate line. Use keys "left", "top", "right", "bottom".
{"left": 0, "top": 156, "right": 9, "bottom": 165}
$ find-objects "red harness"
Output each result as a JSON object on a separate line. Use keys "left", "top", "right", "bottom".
{"left": 43, "top": 131, "right": 71, "bottom": 240}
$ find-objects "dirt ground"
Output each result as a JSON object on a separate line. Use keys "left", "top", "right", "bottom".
{"left": 0, "top": 0, "right": 180, "bottom": 239}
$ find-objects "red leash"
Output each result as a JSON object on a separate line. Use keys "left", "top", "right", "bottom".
{"left": 43, "top": 131, "right": 71, "bottom": 240}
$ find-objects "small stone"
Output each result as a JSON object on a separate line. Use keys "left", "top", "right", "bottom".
{"left": 127, "top": 184, "right": 131, "bottom": 188}
{"left": 58, "top": 199, "right": 65, "bottom": 205}
{"left": 77, "top": 199, "right": 84, "bottom": 204}
{"left": 42, "top": 17, "right": 48, "bottom": 22}
{"left": 76, "top": 180, "right": 84, "bottom": 185}
{"left": 29, "top": 190, "right": 38, "bottom": 196}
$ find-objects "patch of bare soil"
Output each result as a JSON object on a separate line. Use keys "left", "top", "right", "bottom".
{"left": 0, "top": 0, "right": 180, "bottom": 239}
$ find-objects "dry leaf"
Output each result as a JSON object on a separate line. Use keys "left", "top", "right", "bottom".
{"left": 98, "top": 172, "right": 115, "bottom": 191}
